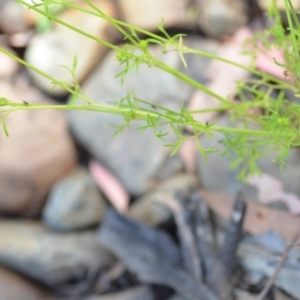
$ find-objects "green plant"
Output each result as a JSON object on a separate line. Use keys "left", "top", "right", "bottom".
{"left": 0, "top": 0, "right": 300, "bottom": 178}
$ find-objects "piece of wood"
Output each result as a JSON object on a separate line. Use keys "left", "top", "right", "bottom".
{"left": 97, "top": 209, "right": 220, "bottom": 300}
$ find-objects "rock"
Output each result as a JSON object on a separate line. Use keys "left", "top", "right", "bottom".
{"left": 196, "top": 0, "right": 248, "bottom": 39}
{"left": 0, "top": 43, "right": 19, "bottom": 78}
{"left": 129, "top": 174, "right": 197, "bottom": 226}
{"left": 0, "top": 220, "right": 115, "bottom": 285}
{"left": 9, "top": 30, "right": 35, "bottom": 48}
{"left": 238, "top": 232, "right": 300, "bottom": 299}
{"left": 274, "top": 287, "right": 296, "bottom": 300}
{"left": 155, "top": 155, "right": 184, "bottom": 181}
{"left": 118, "top": 0, "right": 189, "bottom": 31}
{"left": 196, "top": 114, "right": 300, "bottom": 204}
{"left": 196, "top": 114, "right": 258, "bottom": 199}
{"left": 0, "top": 79, "right": 77, "bottom": 216}
{"left": 69, "top": 38, "right": 219, "bottom": 196}
{"left": 258, "top": 0, "right": 300, "bottom": 10}
{"left": 167, "top": 294, "right": 189, "bottom": 300}
{"left": 0, "top": 265, "right": 49, "bottom": 300}
{"left": 43, "top": 167, "right": 107, "bottom": 231}
{"left": 21, "top": 0, "right": 66, "bottom": 28}
{"left": 255, "top": 149, "right": 300, "bottom": 204}
{"left": 25, "top": 0, "right": 116, "bottom": 95}
{"left": 85, "top": 286, "right": 154, "bottom": 300}
{"left": 0, "top": 0, "right": 30, "bottom": 34}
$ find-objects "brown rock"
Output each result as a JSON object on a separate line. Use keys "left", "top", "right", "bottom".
{"left": 129, "top": 174, "right": 197, "bottom": 226}
{"left": 0, "top": 265, "right": 48, "bottom": 300}
{"left": 0, "top": 79, "right": 77, "bottom": 216}
{"left": 25, "top": 0, "right": 116, "bottom": 95}
{"left": 119, "top": 0, "right": 189, "bottom": 30}
{"left": 258, "top": 0, "right": 300, "bottom": 10}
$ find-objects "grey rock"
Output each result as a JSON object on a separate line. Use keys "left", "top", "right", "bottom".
{"left": 238, "top": 232, "right": 300, "bottom": 299}
{"left": 196, "top": 114, "right": 300, "bottom": 202}
{"left": 85, "top": 286, "right": 154, "bottom": 300}
{"left": 129, "top": 174, "right": 197, "bottom": 226}
{"left": 167, "top": 295, "right": 189, "bottom": 300}
{"left": 255, "top": 148, "right": 300, "bottom": 200}
{"left": 0, "top": 220, "right": 114, "bottom": 285}
{"left": 155, "top": 155, "right": 184, "bottom": 181}
{"left": 0, "top": 0, "right": 29, "bottom": 34}
{"left": 196, "top": 114, "right": 258, "bottom": 199}
{"left": 196, "top": 0, "right": 248, "bottom": 39}
{"left": 25, "top": 0, "right": 116, "bottom": 95}
{"left": 69, "top": 38, "right": 219, "bottom": 196}
{"left": 43, "top": 167, "right": 107, "bottom": 231}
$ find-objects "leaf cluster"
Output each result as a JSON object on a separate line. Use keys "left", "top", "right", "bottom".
{"left": 0, "top": 0, "right": 299, "bottom": 179}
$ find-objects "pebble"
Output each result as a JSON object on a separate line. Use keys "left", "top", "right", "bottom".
{"left": 129, "top": 174, "right": 197, "bottom": 226}
{"left": 258, "top": 0, "right": 300, "bottom": 10}
{"left": 167, "top": 294, "right": 189, "bottom": 300}
{"left": 0, "top": 0, "right": 30, "bottom": 34}
{"left": 196, "top": 114, "right": 258, "bottom": 199}
{"left": 196, "top": 0, "right": 248, "bottom": 39}
{"left": 68, "top": 38, "right": 219, "bottom": 196}
{"left": 25, "top": 0, "right": 116, "bottom": 95}
{"left": 0, "top": 79, "right": 77, "bottom": 216}
{"left": 238, "top": 232, "right": 300, "bottom": 299}
{"left": 0, "top": 266, "right": 49, "bottom": 300}
{"left": 0, "top": 220, "right": 115, "bottom": 285}
{"left": 85, "top": 286, "right": 154, "bottom": 300}
{"left": 118, "top": 0, "right": 189, "bottom": 31}
{"left": 0, "top": 43, "right": 19, "bottom": 78}
{"left": 43, "top": 167, "right": 107, "bottom": 231}
{"left": 196, "top": 114, "right": 300, "bottom": 202}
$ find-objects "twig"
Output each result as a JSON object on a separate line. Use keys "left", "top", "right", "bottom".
{"left": 189, "top": 189, "right": 233, "bottom": 300}
{"left": 156, "top": 191, "right": 202, "bottom": 281}
{"left": 97, "top": 209, "right": 221, "bottom": 300}
{"left": 219, "top": 191, "right": 247, "bottom": 277}
{"left": 256, "top": 227, "right": 300, "bottom": 300}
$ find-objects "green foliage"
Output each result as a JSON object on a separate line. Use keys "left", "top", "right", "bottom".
{"left": 0, "top": 0, "right": 300, "bottom": 179}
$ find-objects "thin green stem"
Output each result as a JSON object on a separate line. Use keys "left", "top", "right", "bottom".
{"left": 19, "top": 1, "right": 120, "bottom": 51}
{"left": 1, "top": 102, "right": 297, "bottom": 140}
{"left": 153, "top": 59, "right": 230, "bottom": 104}
{"left": 0, "top": 47, "right": 94, "bottom": 104}
{"left": 19, "top": 0, "right": 292, "bottom": 90}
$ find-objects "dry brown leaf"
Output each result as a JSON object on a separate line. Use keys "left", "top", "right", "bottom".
{"left": 200, "top": 190, "right": 300, "bottom": 243}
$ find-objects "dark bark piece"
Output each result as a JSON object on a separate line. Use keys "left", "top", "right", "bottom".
{"left": 189, "top": 190, "right": 233, "bottom": 300}
{"left": 219, "top": 191, "right": 247, "bottom": 278}
{"left": 53, "top": 267, "right": 100, "bottom": 298}
{"left": 159, "top": 191, "right": 202, "bottom": 281}
{"left": 97, "top": 209, "right": 220, "bottom": 300}
{"left": 98, "top": 208, "right": 181, "bottom": 266}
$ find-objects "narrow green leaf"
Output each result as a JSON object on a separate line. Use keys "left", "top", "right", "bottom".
{"left": 157, "top": 19, "right": 170, "bottom": 39}
{"left": 0, "top": 97, "right": 9, "bottom": 106}
{"left": 72, "top": 55, "right": 78, "bottom": 74}
{"left": 2, "top": 122, "right": 9, "bottom": 137}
